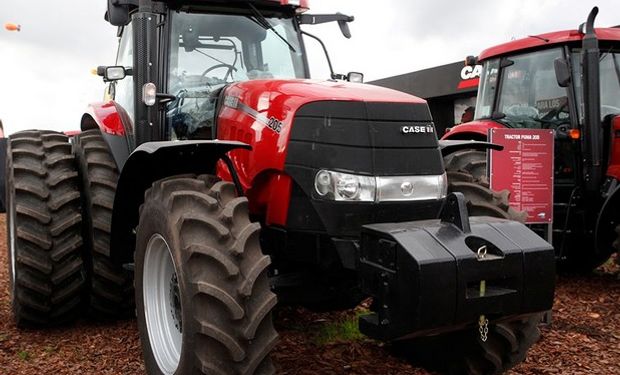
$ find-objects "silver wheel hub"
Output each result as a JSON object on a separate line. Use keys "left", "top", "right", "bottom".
{"left": 143, "top": 234, "right": 182, "bottom": 375}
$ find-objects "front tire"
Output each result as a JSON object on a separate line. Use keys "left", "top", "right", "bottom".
{"left": 135, "top": 175, "right": 278, "bottom": 375}
{"left": 394, "top": 313, "right": 543, "bottom": 375}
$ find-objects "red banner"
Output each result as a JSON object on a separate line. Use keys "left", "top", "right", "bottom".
{"left": 489, "top": 128, "right": 554, "bottom": 224}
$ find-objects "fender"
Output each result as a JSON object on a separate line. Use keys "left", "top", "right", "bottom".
{"left": 217, "top": 165, "right": 293, "bottom": 226}
{"left": 595, "top": 179, "right": 620, "bottom": 255}
{"left": 109, "top": 140, "right": 251, "bottom": 264}
{"left": 438, "top": 139, "right": 503, "bottom": 157}
{"left": 441, "top": 120, "right": 505, "bottom": 141}
{"left": 81, "top": 101, "right": 134, "bottom": 170}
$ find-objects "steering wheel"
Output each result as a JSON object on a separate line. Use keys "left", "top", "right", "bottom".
{"left": 504, "top": 104, "right": 540, "bottom": 118}
{"left": 201, "top": 63, "right": 237, "bottom": 82}
{"left": 540, "top": 101, "right": 569, "bottom": 122}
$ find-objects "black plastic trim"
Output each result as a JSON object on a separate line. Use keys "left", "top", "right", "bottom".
{"left": 101, "top": 132, "right": 131, "bottom": 171}
{"left": 438, "top": 139, "right": 504, "bottom": 156}
{"left": 285, "top": 165, "right": 444, "bottom": 237}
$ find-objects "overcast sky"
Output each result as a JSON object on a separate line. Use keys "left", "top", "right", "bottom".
{"left": 0, "top": 0, "right": 617, "bottom": 135}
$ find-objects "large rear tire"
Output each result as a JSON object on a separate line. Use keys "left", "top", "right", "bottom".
{"left": 444, "top": 149, "right": 489, "bottom": 184}
{"left": 394, "top": 313, "right": 543, "bottom": 375}
{"left": 6, "top": 130, "right": 86, "bottom": 327}
{"left": 444, "top": 149, "right": 527, "bottom": 222}
{"left": 135, "top": 175, "right": 278, "bottom": 375}
{"left": 73, "top": 129, "right": 133, "bottom": 319}
{"left": 559, "top": 231, "right": 614, "bottom": 272}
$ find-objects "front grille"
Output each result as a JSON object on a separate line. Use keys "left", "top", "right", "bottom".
{"left": 283, "top": 100, "right": 445, "bottom": 236}
{"left": 285, "top": 101, "right": 444, "bottom": 176}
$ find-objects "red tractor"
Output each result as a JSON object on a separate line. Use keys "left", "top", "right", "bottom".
{"left": 5, "top": 1, "right": 554, "bottom": 374}
{"left": 443, "top": 7, "right": 620, "bottom": 272}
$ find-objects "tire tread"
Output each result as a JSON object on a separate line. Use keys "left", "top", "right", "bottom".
{"left": 7, "top": 130, "right": 86, "bottom": 327}
{"left": 138, "top": 176, "right": 277, "bottom": 374}
{"left": 73, "top": 129, "right": 133, "bottom": 319}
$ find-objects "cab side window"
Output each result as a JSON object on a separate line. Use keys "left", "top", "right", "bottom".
{"left": 114, "top": 23, "right": 135, "bottom": 126}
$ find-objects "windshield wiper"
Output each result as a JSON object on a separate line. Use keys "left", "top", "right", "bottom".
{"left": 247, "top": 3, "right": 297, "bottom": 53}
{"left": 487, "top": 112, "right": 514, "bottom": 128}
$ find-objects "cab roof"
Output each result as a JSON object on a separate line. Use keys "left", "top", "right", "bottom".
{"left": 479, "top": 27, "right": 620, "bottom": 62}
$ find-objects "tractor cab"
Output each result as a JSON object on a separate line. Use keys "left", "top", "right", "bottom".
{"left": 475, "top": 48, "right": 571, "bottom": 130}
{"left": 472, "top": 31, "right": 620, "bottom": 181}
{"left": 164, "top": 9, "right": 307, "bottom": 139}
{"left": 100, "top": 0, "right": 354, "bottom": 146}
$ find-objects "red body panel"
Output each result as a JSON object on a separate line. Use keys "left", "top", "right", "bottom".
{"left": 457, "top": 78, "right": 480, "bottom": 90}
{"left": 441, "top": 119, "right": 502, "bottom": 140}
{"left": 608, "top": 116, "right": 620, "bottom": 180}
{"left": 85, "top": 101, "right": 128, "bottom": 136}
{"left": 479, "top": 28, "right": 620, "bottom": 62}
{"left": 215, "top": 79, "right": 425, "bottom": 226}
{"left": 280, "top": 0, "right": 309, "bottom": 8}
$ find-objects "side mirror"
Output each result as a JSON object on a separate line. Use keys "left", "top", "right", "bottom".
{"left": 106, "top": 0, "right": 129, "bottom": 26}
{"left": 347, "top": 72, "right": 364, "bottom": 83}
{"left": 105, "top": 0, "right": 138, "bottom": 26}
{"left": 97, "top": 66, "right": 130, "bottom": 82}
{"left": 554, "top": 58, "right": 571, "bottom": 87}
{"left": 465, "top": 55, "right": 478, "bottom": 67}
{"left": 298, "top": 13, "right": 354, "bottom": 39}
{"left": 337, "top": 13, "right": 352, "bottom": 39}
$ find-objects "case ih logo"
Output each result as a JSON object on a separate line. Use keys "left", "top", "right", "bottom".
{"left": 458, "top": 65, "right": 482, "bottom": 89}
{"left": 401, "top": 125, "right": 434, "bottom": 134}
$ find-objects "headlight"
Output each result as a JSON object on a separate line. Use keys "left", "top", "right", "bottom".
{"left": 314, "top": 170, "right": 375, "bottom": 201}
{"left": 376, "top": 174, "right": 448, "bottom": 202}
{"left": 314, "top": 170, "right": 447, "bottom": 202}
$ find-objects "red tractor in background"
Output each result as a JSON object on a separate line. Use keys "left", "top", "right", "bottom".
{"left": 443, "top": 7, "right": 620, "bottom": 271}
{"left": 5, "top": 1, "right": 555, "bottom": 374}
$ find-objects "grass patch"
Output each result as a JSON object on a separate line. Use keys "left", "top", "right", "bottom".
{"left": 314, "top": 314, "right": 366, "bottom": 346}
{"left": 17, "top": 350, "right": 30, "bottom": 361}
{"left": 44, "top": 345, "right": 56, "bottom": 354}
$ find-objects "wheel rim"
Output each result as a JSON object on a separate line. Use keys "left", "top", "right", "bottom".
{"left": 143, "top": 233, "right": 183, "bottom": 375}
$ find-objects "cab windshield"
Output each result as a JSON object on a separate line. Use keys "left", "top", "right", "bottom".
{"left": 475, "top": 48, "right": 569, "bottom": 128}
{"left": 167, "top": 10, "right": 306, "bottom": 139}
{"left": 571, "top": 50, "right": 620, "bottom": 121}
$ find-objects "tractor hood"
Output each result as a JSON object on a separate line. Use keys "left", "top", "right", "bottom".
{"left": 220, "top": 79, "right": 430, "bottom": 143}
{"left": 217, "top": 78, "right": 445, "bottom": 232}
{"left": 219, "top": 78, "right": 438, "bottom": 180}
{"left": 223, "top": 78, "right": 427, "bottom": 113}
{"left": 225, "top": 78, "right": 427, "bottom": 103}
{"left": 219, "top": 79, "right": 436, "bottom": 170}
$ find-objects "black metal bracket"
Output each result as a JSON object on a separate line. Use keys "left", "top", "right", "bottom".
{"left": 298, "top": 13, "right": 354, "bottom": 26}
{"left": 221, "top": 154, "right": 244, "bottom": 197}
{"left": 439, "top": 192, "right": 471, "bottom": 233}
